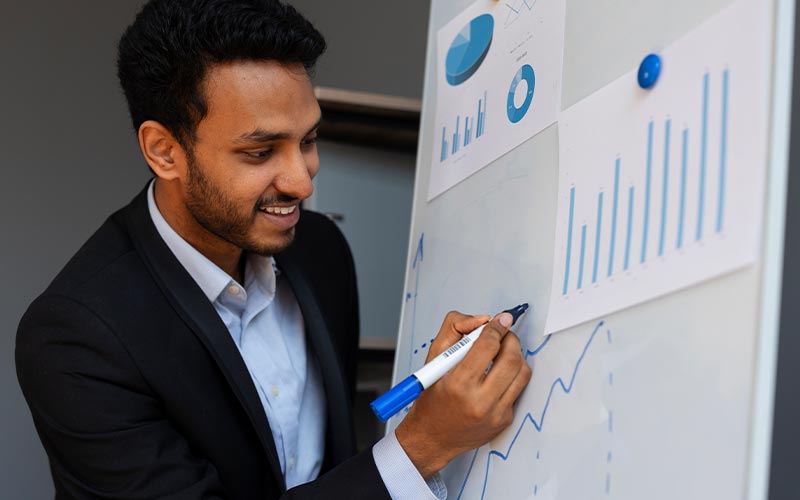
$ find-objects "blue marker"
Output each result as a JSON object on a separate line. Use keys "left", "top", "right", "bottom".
{"left": 371, "top": 303, "right": 529, "bottom": 422}
{"left": 638, "top": 53, "right": 662, "bottom": 89}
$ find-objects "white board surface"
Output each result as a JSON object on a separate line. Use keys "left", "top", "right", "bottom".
{"left": 389, "top": 0, "right": 788, "bottom": 498}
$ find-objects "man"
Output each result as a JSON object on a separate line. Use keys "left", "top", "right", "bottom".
{"left": 16, "top": 1, "right": 531, "bottom": 498}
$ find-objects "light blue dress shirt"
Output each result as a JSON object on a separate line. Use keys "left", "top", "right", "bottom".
{"left": 147, "top": 181, "right": 445, "bottom": 498}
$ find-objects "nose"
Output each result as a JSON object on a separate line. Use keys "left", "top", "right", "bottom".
{"left": 274, "top": 148, "right": 315, "bottom": 201}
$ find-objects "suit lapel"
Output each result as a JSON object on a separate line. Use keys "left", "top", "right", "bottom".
{"left": 124, "top": 186, "right": 286, "bottom": 491}
{"left": 275, "top": 250, "right": 355, "bottom": 466}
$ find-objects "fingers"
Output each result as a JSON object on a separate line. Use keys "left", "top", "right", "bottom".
{"left": 426, "top": 311, "right": 491, "bottom": 362}
{"left": 495, "top": 354, "right": 532, "bottom": 410}
{"left": 476, "top": 333, "right": 531, "bottom": 433}
{"left": 453, "top": 313, "right": 513, "bottom": 383}
{"left": 481, "top": 331, "right": 525, "bottom": 395}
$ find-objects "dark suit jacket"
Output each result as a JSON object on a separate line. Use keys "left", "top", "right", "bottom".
{"left": 16, "top": 185, "right": 392, "bottom": 500}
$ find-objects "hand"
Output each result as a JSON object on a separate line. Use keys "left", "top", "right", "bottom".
{"left": 395, "top": 310, "right": 532, "bottom": 479}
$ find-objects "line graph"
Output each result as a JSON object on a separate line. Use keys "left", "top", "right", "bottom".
{"left": 503, "top": 0, "right": 538, "bottom": 28}
{"left": 405, "top": 234, "right": 425, "bottom": 376}
{"left": 393, "top": 233, "right": 427, "bottom": 420}
{"left": 456, "top": 320, "right": 608, "bottom": 499}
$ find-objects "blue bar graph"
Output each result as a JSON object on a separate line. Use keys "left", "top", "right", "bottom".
{"left": 453, "top": 116, "right": 460, "bottom": 155}
{"left": 563, "top": 187, "right": 576, "bottom": 295}
{"left": 578, "top": 225, "right": 587, "bottom": 289}
{"left": 439, "top": 91, "right": 488, "bottom": 162}
{"left": 477, "top": 98, "right": 482, "bottom": 138}
{"left": 678, "top": 128, "right": 688, "bottom": 249}
{"left": 659, "top": 119, "right": 671, "bottom": 256}
{"left": 593, "top": 192, "right": 603, "bottom": 283}
{"left": 608, "top": 159, "right": 620, "bottom": 277}
{"left": 557, "top": 69, "right": 732, "bottom": 296}
{"left": 641, "top": 121, "right": 653, "bottom": 263}
{"left": 624, "top": 186, "right": 634, "bottom": 271}
{"left": 478, "top": 91, "right": 487, "bottom": 138}
{"left": 697, "top": 73, "right": 709, "bottom": 241}
{"left": 717, "top": 69, "right": 729, "bottom": 232}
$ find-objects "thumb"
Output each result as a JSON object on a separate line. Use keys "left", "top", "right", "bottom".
{"left": 426, "top": 312, "right": 491, "bottom": 362}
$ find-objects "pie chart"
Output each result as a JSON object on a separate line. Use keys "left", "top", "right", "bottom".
{"left": 507, "top": 64, "right": 535, "bottom": 123}
{"left": 445, "top": 13, "right": 494, "bottom": 86}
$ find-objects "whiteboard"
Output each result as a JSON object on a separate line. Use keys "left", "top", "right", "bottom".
{"left": 389, "top": 0, "right": 794, "bottom": 498}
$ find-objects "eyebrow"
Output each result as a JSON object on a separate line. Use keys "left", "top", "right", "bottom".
{"left": 234, "top": 117, "right": 322, "bottom": 144}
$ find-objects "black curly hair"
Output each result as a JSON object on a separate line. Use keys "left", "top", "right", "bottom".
{"left": 117, "top": 0, "right": 326, "bottom": 148}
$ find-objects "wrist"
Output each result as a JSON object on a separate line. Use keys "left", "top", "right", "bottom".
{"left": 395, "top": 418, "right": 451, "bottom": 479}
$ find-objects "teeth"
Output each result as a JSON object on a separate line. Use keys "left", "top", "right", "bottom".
{"left": 262, "top": 205, "right": 297, "bottom": 215}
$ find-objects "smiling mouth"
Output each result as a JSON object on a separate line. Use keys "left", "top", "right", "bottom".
{"left": 259, "top": 205, "right": 298, "bottom": 215}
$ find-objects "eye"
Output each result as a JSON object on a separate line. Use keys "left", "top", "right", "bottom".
{"left": 301, "top": 136, "right": 318, "bottom": 147}
{"left": 244, "top": 149, "right": 273, "bottom": 159}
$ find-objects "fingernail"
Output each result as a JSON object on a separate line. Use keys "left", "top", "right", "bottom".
{"left": 498, "top": 313, "right": 512, "bottom": 328}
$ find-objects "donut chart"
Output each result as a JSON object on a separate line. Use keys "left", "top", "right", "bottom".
{"left": 507, "top": 64, "right": 536, "bottom": 123}
{"left": 445, "top": 14, "right": 494, "bottom": 86}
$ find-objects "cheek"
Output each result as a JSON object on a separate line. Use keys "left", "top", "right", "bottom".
{"left": 223, "top": 166, "right": 270, "bottom": 206}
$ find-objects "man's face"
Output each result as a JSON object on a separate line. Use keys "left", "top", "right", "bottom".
{"left": 182, "top": 60, "right": 321, "bottom": 256}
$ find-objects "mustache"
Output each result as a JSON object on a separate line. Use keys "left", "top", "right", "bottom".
{"left": 255, "top": 194, "right": 300, "bottom": 208}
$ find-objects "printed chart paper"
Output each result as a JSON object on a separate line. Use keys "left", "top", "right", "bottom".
{"left": 428, "top": 0, "right": 565, "bottom": 200}
{"left": 545, "top": 0, "right": 769, "bottom": 335}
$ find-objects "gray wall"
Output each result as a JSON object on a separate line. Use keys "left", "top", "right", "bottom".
{"left": 1, "top": 1, "right": 428, "bottom": 497}
{"left": 1, "top": 2, "right": 150, "bottom": 498}
{"left": 288, "top": 0, "right": 429, "bottom": 350}
{"left": 291, "top": 0, "right": 430, "bottom": 99}
{"left": 310, "top": 141, "right": 415, "bottom": 349}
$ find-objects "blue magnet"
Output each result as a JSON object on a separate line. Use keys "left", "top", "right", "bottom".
{"left": 637, "top": 54, "right": 662, "bottom": 89}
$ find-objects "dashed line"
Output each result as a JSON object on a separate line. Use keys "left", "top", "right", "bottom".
{"left": 412, "top": 338, "right": 436, "bottom": 357}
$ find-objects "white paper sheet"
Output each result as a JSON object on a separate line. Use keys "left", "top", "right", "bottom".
{"left": 427, "top": 0, "right": 565, "bottom": 200}
{"left": 545, "top": 0, "right": 769, "bottom": 335}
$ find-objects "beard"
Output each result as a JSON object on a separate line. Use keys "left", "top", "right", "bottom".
{"left": 183, "top": 152, "right": 297, "bottom": 256}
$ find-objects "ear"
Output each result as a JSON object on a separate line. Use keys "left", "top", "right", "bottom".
{"left": 137, "top": 120, "right": 189, "bottom": 181}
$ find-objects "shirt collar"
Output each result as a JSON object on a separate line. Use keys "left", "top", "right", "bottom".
{"left": 146, "top": 180, "right": 277, "bottom": 304}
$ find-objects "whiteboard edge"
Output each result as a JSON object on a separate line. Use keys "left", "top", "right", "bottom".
{"left": 746, "top": 0, "right": 794, "bottom": 498}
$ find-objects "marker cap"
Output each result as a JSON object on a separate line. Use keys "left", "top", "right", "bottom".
{"left": 503, "top": 303, "right": 529, "bottom": 323}
{"left": 370, "top": 375, "right": 423, "bottom": 422}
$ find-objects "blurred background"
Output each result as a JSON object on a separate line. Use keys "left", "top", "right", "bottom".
{"left": 0, "top": 1, "right": 430, "bottom": 496}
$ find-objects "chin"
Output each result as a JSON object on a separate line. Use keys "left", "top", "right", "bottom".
{"left": 249, "top": 229, "right": 296, "bottom": 256}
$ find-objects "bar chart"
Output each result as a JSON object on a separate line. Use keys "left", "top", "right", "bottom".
{"left": 561, "top": 72, "right": 728, "bottom": 299}
{"left": 440, "top": 91, "right": 488, "bottom": 162}
{"left": 545, "top": 23, "right": 767, "bottom": 335}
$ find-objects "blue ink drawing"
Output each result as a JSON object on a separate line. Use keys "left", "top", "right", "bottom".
{"left": 456, "top": 321, "right": 608, "bottom": 499}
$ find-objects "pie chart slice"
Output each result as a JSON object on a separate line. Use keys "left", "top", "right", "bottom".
{"left": 445, "top": 13, "right": 494, "bottom": 86}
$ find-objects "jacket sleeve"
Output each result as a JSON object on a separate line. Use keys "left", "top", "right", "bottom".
{"left": 282, "top": 450, "right": 390, "bottom": 500}
{"left": 16, "top": 294, "right": 227, "bottom": 500}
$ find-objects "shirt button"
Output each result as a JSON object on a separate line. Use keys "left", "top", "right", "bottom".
{"left": 271, "top": 385, "right": 280, "bottom": 397}
{"left": 289, "top": 456, "right": 295, "bottom": 470}
{"left": 228, "top": 285, "right": 240, "bottom": 295}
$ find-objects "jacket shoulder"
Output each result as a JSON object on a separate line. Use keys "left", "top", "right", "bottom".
{"left": 42, "top": 207, "right": 136, "bottom": 298}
